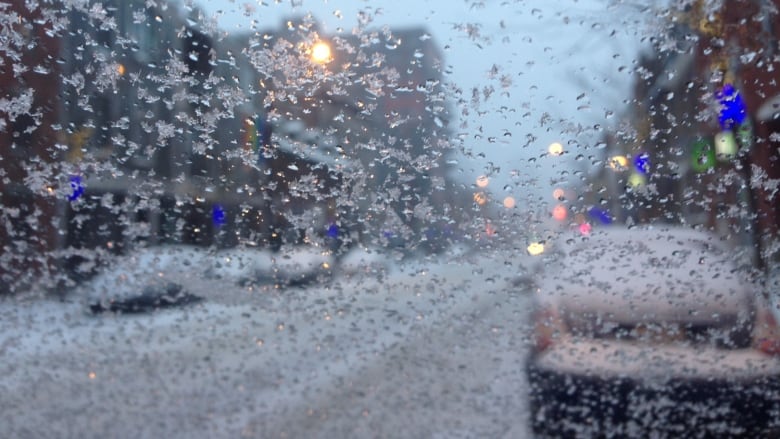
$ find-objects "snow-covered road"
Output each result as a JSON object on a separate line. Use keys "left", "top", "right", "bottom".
{"left": 0, "top": 246, "right": 536, "bottom": 438}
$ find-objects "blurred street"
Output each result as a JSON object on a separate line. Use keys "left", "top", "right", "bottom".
{"left": 0, "top": 248, "right": 535, "bottom": 438}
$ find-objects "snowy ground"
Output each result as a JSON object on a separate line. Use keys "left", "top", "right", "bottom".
{"left": 0, "top": 244, "right": 537, "bottom": 438}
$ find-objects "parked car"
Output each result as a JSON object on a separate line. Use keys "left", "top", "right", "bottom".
{"left": 526, "top": 226, "right": 780, "bottom": 437}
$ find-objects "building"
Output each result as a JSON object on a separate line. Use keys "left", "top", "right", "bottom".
{"left": 0, "top": 1, "right": 460, "bottom": 292}
{"left": 592, "top": 0, "right": 780, "bottom": 268}
{"left": 0, "top": 2, "right": 62, "bottom": 293}
{"left": 209, "top": 17, "right": 458, "bottom": 251}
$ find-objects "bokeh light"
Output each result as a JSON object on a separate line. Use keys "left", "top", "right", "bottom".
{"left": 548, "top": 142, "right": 564, "bottom": 156}
{"left": 476, "top": 175, "right": 489, "bottom": 188}
{"left": 68, "top": 175, "right": 84, "bottom": 201}
{"left": 527, "top": 242, "right": 545, "bottom": 256}
{"left": 473, "top": 192, "right": 487, "bottom": 206}
{"left": 327, "top": 223, "right": 339, "bottom": 238}
{"left": 588, "top": 207, "right": 612, "bottom": 224}
{"left": 503, "top": 196, "right": 516, "bottom": 209}
{"left": 633, "top": 153, "right": 650, "bottom": 174}
{"left": 579, "top": 222, "right": 592, "bottom": 236}
{"left": 311, "top": 41, "right": 332, "bottom": 64}
{"left": 609, "top": 155, "right": 628, "bottom": 170}
{"left": 628, "top": 173, "right": 645, "bottom": 188}
{"left": 552, "top": 204, "right": 567, "bottom": 221}
{"left": 691, "top": 139, "right": 715, "bottom": 173}
{"left": 212, "top": 204, "right": 226, "bottom": 227}
{"left": 715, "top": 130, "right": 738, "bottom": 159}
{"left": 717, "top": 83, "right": 747, "bottom": 130}
{"left": 552, "top": 188, "right": 565, "bottom": 200}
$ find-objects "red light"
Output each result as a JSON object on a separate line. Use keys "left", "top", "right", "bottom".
{"left": 755, "top": 307, "right": 780, "bottom": 356}
{"left": 579, "top": 222, "right": 592, "bottom": 236}
{"left": 552, "top": 204, "right": 567, "bottom": 221}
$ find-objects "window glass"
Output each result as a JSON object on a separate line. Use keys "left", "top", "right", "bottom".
{"left": 1, "top": 1, "right": 778, "bottom": 437}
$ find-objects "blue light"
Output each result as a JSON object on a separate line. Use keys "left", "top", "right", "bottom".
{"left": 212, "top": 204, "right": 226, "bottom": 227}
{"left": 633, "top": 153, "right": 650, "bottom": 175}
{"left": 68, "top": 175, "right": 84, "bottom": 201}
{"left": 717, "top": 84, "right": 747, "bottom": 130}
{"left": 588, "top": 207, "right": 612, "bottom": 225}
{"left": 327, "top": 223, "right": 339, "bottom": 238}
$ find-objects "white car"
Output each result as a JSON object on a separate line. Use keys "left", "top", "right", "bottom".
{"left": 526, "top": 226, "right": 780, "bottom": 437}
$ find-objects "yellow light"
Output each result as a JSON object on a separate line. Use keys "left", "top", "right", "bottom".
{"left": 609, "top": 155, "right": 628, "bottom": 170}
{"left": 527, "top": 242, "right": 545, "bottom": 256}
{"left": 503, "top": 196, "right": 516, "bottom": 209}
{"left": 715, "top": 131, "right": 738, "bottom": 159}
{"left": 552, "top": 188, "right": 565, "bottom": 200}
{"left": 311, "top": 41, "right": 332, "bottom": 64}
{"left": 117, "top": 63, "right": 125, "bottom": 76}
{"left": 628, "top": 173, "right": 645, "bottom": 188}
{"left": 473, "top": 192, "right": 487, "bottom": 206}
{"left": 548, "top": 142, "right": 563, "bottom": 156}
{"left": 476, "top": 175, "right": 489, "bottom": 188}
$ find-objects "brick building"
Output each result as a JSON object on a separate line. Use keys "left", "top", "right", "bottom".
{"left": 595, "top": 0, "right": 780, "bottom": 267}
{"left": 0, "top": 2, "right": 62, "bottom": 293}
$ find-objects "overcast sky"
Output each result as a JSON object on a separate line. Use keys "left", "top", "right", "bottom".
{"left": 186, "top": 0, "right": 649, "bottom": 206}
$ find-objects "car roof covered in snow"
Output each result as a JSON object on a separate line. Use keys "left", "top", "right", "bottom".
{"left": 537, "top": 226, "right": 757, "bottom": 325}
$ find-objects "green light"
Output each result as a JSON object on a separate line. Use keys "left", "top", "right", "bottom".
{"left": 691, "top": 139, "right": 715, "bottom": 173}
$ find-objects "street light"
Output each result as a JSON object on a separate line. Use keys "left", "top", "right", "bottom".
{"left": 311, "top": 41, "right": 332, "bottom": 64}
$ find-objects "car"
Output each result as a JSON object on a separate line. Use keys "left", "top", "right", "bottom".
{"left": 526, "top": 226, "right": 780, "bottom": 438}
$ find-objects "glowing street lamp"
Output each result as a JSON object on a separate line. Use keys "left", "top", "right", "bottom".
{"left": 311, "top": 41, "right": 332, "bottom": 64}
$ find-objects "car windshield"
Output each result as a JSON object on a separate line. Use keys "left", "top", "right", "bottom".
{"left": 1, "top": 0, "right": 779, "bottom": 437}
